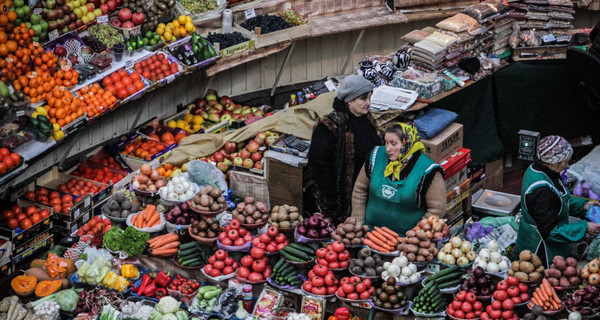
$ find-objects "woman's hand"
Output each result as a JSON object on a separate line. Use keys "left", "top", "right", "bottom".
{"left": 584, "top": 201, "right": 600, "bottom": 211}
{"left": 587, "top": 222, "right": 600, "bottom": 236}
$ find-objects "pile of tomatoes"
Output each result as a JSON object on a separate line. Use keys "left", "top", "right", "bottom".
{"left": 76, "top": 216, "right": 112, "bottom": 237}
{"left": 132, "top": 53, "right": 180, "bottom": 82}
{"left": 1, "top": 204, "right": 51, "bottom": 230}
{"left": 0, "top": 148, "right": 21, "bottom": 175}
{"left": 204, "top": 249, "right": 240, "bottom": 278}
{"left": 237, "top": 247, "right": 272, "bottom": 283}
{"left": 23, "top": 187, "right": 75, "bottom": 215}
{"left": 315, "top": 241, "right": 351, "bottom": 270}
{"left": 71, "top": 162, "right": 126, "bottom": 185}
{"left": 57, "top": 177, "right": 106, "bottom": 197}
{"left": 302, "top": 264, "right": 340, "bottom": 296}
{"left": 101, "top": 69, "right": 146, "bottom": 100}
{"left": 168, "top": 275, "right": 201, "bottom": 295}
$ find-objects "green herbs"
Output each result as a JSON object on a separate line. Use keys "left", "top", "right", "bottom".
{"left": 102, "top": 226, "right": 149, "bottom": 256}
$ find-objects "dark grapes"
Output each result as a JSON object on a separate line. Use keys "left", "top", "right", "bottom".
{"left": 240, "top": 14, "right": 292, "bottom": 34}
{"left": 82, "top": 35, "right": 108, "bottom": 53}
{"left": 207, "top": 32, "right": 248, "bottom": 49}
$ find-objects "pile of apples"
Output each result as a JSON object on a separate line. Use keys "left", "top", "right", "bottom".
{"left": 251, "top": 226, "right": 289, "bottom": 253}
{"left": 302, "top": 264, "right": 339, "bottom": 296}
{"left": 315, "top": 241, "right": 351, "bottom": 270}
{"left": 188, "top": 90, "right": 272, "bottom": 124}
{"left": 204, "top": 249, "right": 239, "bottom": 278}
{"left": 237, "top": 247, "right": 273, "bottom": 283}
{"left": 218, "top": 220, "right": 252, "bottom": 247}
{"left": 336, "top": 276, "right": 375, "bottom": 301}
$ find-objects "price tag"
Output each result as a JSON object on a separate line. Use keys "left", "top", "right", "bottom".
{"left": 166, "top": 74, "right": 175, "bottom": 84}
{"left": 73, "top": 208, "right": 80, "bottom": 220}
{"left": 16, "top": 110, "right": 25, "bottom": 117}
{"left": 49, "top": 29, "right": 59, "bottom": 40}
{"left": 125, "top": 60, "right": 134, "bottom": 69}
{"left": 33, "top": 8, "right": 42, "bottom": 14}
{"left": 244, "top": 8, "right": 256, "bottom": 19}
{"left": 84, "top": 197, "right": 91, "bottom": 208}
{"left": 72, "top": 92, "right": 78, "bottom": 98}
{"left": 97, "top": 15, "right": 108, "bottom": 24}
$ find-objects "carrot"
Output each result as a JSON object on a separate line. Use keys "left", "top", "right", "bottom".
{"left": 550, "top": 300, "right": 560, "bottom": 310}
{"left": 541, "top": 279, "right": 555, "bottom": 302}
{"left": 146, "top": 211, "right": 160, "bottom": 227}
{"left": 363, "top": 238, "right": 390, "bottom": 253}
{"left": 134, "top": 214, "right": 143, "bottom": 228}
{"left": 366, "top": 233, "right": 394, "bottom": 251}
{"left": 150, "top": 233, "right": 179, "bottom": 248}
{"left": 152, "top": 241, "right": 180, "bottom": 251}
{"left": 371, "top": 231, "right": 395, "bottom": 247}
{"left": 145, "top": 205, "right": 156, "bottom": 215}
{"left": 131, "top": 215, "right": 137, "bottom": 227}
{"left": 533, "top": 291, "right": 544, "bottom": 305}
{"left": 381, "top": 226, "right": 399, "bottom": 238}
{"left": 374, "top": 227, "right": 399, "bottom": 245}
{"left": 151, "top": 248, "right": 178, "bottom": 255}
{"left": 531, "top": 297, "right": 543, "bottom": 306}
{"left": 149, "top": 234, "right": 175, "bottom": 246}
{"left": 537, "top": 286, "right": 549, "bottom": 302}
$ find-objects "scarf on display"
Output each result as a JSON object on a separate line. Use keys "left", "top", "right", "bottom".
{"left": 384, "top": 122, "right": 425, "bottom": 180}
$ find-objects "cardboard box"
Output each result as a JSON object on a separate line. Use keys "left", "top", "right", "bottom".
{"left": 13, "top": 227, "right": 52, "bottom": 256}
{"left": 0, "top": 258, "right": 13, "bottom": 275}
{"left": 12, "top": 234, "right": 53, "bottom": 266}
{"left": 467, "top": 163, "right": 486, "bottom": 184}
{"left": 113, "top": 133, "right": 175, "bottom": 171}
{"left": 445, "top": 167, "right": 468, "bottom": 192}
{"left": 422, "top": 123, "right": 463, "bottom": 163}
{"left": 54, "top": 210, "right": 92, "bottom": 237}
{"left": 441, "top": 148, "right": 472, "bottom": 179}
{"left": 266, "top": 156, "right": 307, "bottom": 214}
{"left": 12, "top": 183, "right": 90, "bottom": 222}
{"left": 484, "top": 159, "right": 504, "bottom": 191}
{"left": 229, "top": 170, "right": 269, "bottom": 207}
{"left": 446, "top": 179, "right": 471, "bottom": 211}
{"left": 37, "top": 166, "right": 111, "bottom": 206}
{"left": 0, "top": 237, "right": 11, "bottom": 262}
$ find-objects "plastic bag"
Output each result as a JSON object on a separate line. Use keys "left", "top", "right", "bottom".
{"left": 479, "top": 216, "right": 519, "bottom": 231}
{"left": 509, "top": 22, "right": 521, "bottom": 48}
{"left": 587, "top": 206, "right": 600, "bottom": 224}
{"left": 186, "top": 160, "right": 228, "bottom": 193}
{"left": 521, "top": 28, "right": 540, "bottom": 46}
{"left": 212, "top": 287, "right": 241, "bottom": 318}
{"left": 465, "top": 222, "right": 494, "bottom": 242}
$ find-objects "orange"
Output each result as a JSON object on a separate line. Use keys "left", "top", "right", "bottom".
{"left": 6, "top": 41, "right": 16, "bottom": 52}
{"left": 0, "top": 44, "right": 7, "bottom": 57}
{"left": 0, "top": 15, "right": 7, "bottom": 26}
{"left": 0, "top": 31, "right": 6, "bottom": 43}
{"left": 6, "top": 12, "right": 16, "bottom": 22}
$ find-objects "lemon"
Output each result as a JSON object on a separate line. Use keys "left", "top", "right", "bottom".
{"left": 35, "top": 106, "right": 48, "bottom": 116}
{"left": 178, "top": 15, "right": 187, "bottom": 24}
{"left": 167, "top": 120, "right": 177, "bottom": 128}
{"left": 192, "top": 124, "right": 202, "bottom": 132}
{"left": 53, "top": 130, "right": 65, "bottom": 140}
{"left": 53, "top": 123, "right": 60, "bottom": 131}
{"left": 192, "top": 115, "right": 204, "bottom": 125}
{"left": 31, "top": 112, "right": 39, "bottom": 119}
{"left": 158, "top": 23, "right": 165, "bottom": 29}
{"left": 173, "top": 20, "right": 180, "bottom": 28}
{"left": 176, "top": 119, "right": 187, "bottom": 128}
{"left": 163, "top": 31, "right": 173, "bottom": 41}
{"left": 183, "top": 113, "right": 194, "bottom": 122}
{"left": 185, "top": 16, "right": 192, "bottom": 23}
{"left": 156, "top": 27, "right": 164, "bottom": 35}
{"left": 172, "top": 27, "right": 180, "bottom": 37}
{"left": 185, "top": 22, "right": 194, "bottom": 32}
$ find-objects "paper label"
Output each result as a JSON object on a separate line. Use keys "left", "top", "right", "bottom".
{"left": 97, "top": 15, "right": 109, "bottom": 23}
{"left": 33, "top": 8, "right": 42, "bottom": 14}
{"left": 49, "top": 29, "right": 59, "bottom": 40}
{"left": 72, "top": 92, "right": 78, "bottom": 98}
{"left": 16, "top": 110, "right": 25, "bottom": 117}
{"left": 324, "top": 79, "right": 337, "bottom": 92}
{"left": 84, "top": 198, "right": 91, "bottom": 208}
{"left": 166, "top": 74, "right": 175, "bottom": 84}
{"left": 244, "top": 8, "right": 256, "bottom": 19}
{"left": 125, "top": 60, "right": 134, "bottom": 69}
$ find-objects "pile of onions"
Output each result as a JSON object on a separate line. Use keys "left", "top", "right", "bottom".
{"left": 131, "top": 164, "right": 167, "bottom": 192}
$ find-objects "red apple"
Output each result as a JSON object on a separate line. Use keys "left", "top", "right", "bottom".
{"left": 100, "top": 3, "right": 109, "bottom": 13}
{"left": 216, "top": 162, "right": 229, "bottom": 173}
{"left": 233, "top": 157, "right": 243, "bottom": 166}
{"left": 247, "top": 141, "right": 260, "bottom": 153}
{"left": 213, "top": 152, "right": 224, "bottom": 162}
{"left": 107, "top": 0, "right": 116, "bottom": 11}
{"left": 242, "top": 158, "right": 254, "bottom": 169}
{"left": 239, "top": 149, "right": 250, "bottom": 160}
{"left": 122, "top": 21, "right": 134, "bottom": 28}
{"left": 224, "top": 141, "right": 237, "bottom": 154}
{"left": 254, "top": 161, "right": 264, "bottom": 170}
{"left": 251, "top": 152, "right": 262, "bottom": 162}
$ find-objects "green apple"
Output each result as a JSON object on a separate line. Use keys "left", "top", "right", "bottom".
{"left": 15, "top": 7, "right": 24, "bottom": 17}
{"left": 13, "top": 0, "right": 24, "bottom": 8}
{"left": 79, "top": 0, "right": 87, "bottom": 7}
{"left": 46, "top": 0, "right": 55, "bottom": 9}
{"left": 81, "top": 15, "right": 89, "bottom": 23}
{"left": 30, "top": 13, "right": 41, "bottom": 24}
{"left": 86, "top": 11, "right": 95, "bottom": 20}
{"left": 93, "top": 8, "right": 101, "bottom": 16}
{"left": 32, "top": 24, "right": 42, "bottom": 34}
{"left": 67, "top": 1, "right": 76, "bottom": 9}
{"left": 22, "top": 6, "right": 29, "bottom": 15}
{"left": 24, "top": 22, "right": 31, "bottom": 29}
{"left": 73, "top": 7, "right": 82, "bottom": 17}
{"left": 80, "top": 5, "right": 88, "bottom": 14}
{"left": 32, "top": 36, "right": 39, "bottom": 42}
{"left": 40, "top": 20, "right": 48, "bottom": 31}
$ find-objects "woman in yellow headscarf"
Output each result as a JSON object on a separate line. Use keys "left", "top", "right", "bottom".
{"left": 351, "top": 122, "right": 446, "bottom": 236}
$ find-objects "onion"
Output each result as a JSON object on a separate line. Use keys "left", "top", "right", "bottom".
{"left": 132, "top": 180, "right": 141, "bottom": 188}
{"left": 443, "top": 255, "right": 456, "bottom": 265}
{"left": 137, "top": 174, "right": 149, "bottom": 184}
{"left": 460, "top": 241, "right": 472, "bottom": 253}
{"left": 451, "top": 236, "right": 462, "bottom": 248}
{"left": 488, "top": 240, "right": 499, "bottom": 252}
{"left": 150, "top": 170, "right": 161, "bottom": 181}
{"left": 140, "top": 164, "right": 152, "bottom": 175}
{"left": 155, "top": 179, "right": 167, "bottom": 188}
{"left": 148, "top": 185, "right": 157, "bottom": 192}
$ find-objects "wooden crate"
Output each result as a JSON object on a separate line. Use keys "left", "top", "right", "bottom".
{"left": 266, "top": 156, "right": 307, "bottom": 214}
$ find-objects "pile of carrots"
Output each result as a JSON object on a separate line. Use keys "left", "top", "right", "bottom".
{"left": 363, "top": 226, "right": 401, "bottom": 253}
{"left": 147, "top": 233, "right": 180, "bottom": 256}
{"left": 530, "top": 278, "right": 563, "bottom": 311}
{"left": 131, "top": 205, "right": 162, "bottom": 229}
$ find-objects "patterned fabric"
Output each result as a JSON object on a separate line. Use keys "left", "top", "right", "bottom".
{"left": 537, "top": 135, "right": 573, "bottom": 164}
{"left": 384, "top": 122, "right": 426, "bottom": 180}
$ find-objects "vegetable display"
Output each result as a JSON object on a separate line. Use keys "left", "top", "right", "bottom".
{"left": 398, "top": 229, "right": 439, "bottom": 261}
{"left": 424, "top": 265, "right": 464, "bottom": 290}
{"left": 330, "top": 216, "right": 368, "bottom": 246}
{"left": 412, "top": 278, "right": 445, "bottom": 314}
{"left": 232, "top": 196, "right": 269, "bottom": 225}
{"left": 544, "top": 255, "right": 581, "bottom": 288}
{"left": 296, "top": 213, "right": 334, "bottom": 239}
{"left": 509, "top": 250, "right": 544, "bottom": 282}
{"left": 189, "top": 217, "right": 220, "bottom": 239}
{"left": 103, "top": 226, "right": 150, "bottom": 256}
{"left": 189, "top": 185, "right": 227, "bottom": 213}
{"left": 132, "top": 164, "right": 168, "bottom": 192}
{"left": 271, "top": 258, "right": 302, "bottom": 287}
{"left": 382, "top": 256, "right": 420, "bottom": 284}
{"left": 580, "top": 258, "right": 599, "bottom": 285}
{"left": 302, "top": 264, "right": 339, "bottom": 296}
{"left": 447, "top": 290, "right": 483, "bottom": 319}
{"left": 192, "top": 286, "right": 222, "bottom": 313}
{"left": 158, "top": 176, "right": 197, "bottom": 202}
{"left": 204, "top": 249, "right": 239, "bottom": 278}
{"left": 493, "top": 276, "right": 530, "bottom": 305}
{"left": 350, "top": 247, "right": 385, "bottom": 277}
{"left": 279, "top": 243, "right": 316, "bottom": 263}
{"left": 315, "top": 241, "right": 351, "bottom": 270}
{"left": 166, "top": 202, "right": 197, "bottom": 226}
{"left": 268, "top": 204, "right": 303, "bottom": 229}
{"left": 147, "top": 233, "right": 180, "bottom": 256}
{"left": 528, "top": 278, "right": 562, "bottom": 311}
{"left": 437, "top": 236, "right": 475, "bottom": 266}
{"left": 461, "top": 266, "right": 495, "bottom": 296}
{"left": 251, "top": 226, "right": 290, "bottom": 253}
{"left": 176, "top": 242, "right": 209, "bottom": 267}
{"left": 217, "top": 220, "right": 252, "bottom": 247}
{"left": 364, "top": 227, "right": 400, "bottom": 253}
{"left": 565, "top": 285, "right": 600, "bottom": 315}
{"left": 337, "top": 276, "right": 375, "bottom": 301}
{"left": 237, "top": 248, "right": 272, "bottom": 283}
{"left": 130, "top": 205, "right": 162, "bottom": 229}
{"left": 474, "top": 240, "right": 511, "bottom": 274}
{"left": 102, "top": 191, "right": 140, "bottom": 219}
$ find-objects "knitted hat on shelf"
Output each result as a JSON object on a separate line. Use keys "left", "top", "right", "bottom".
{"left": 337, "top": 75, "right": 374, "bottom": 103}
{"left": 537, "top": 135, "right": 573, "bottom": 164}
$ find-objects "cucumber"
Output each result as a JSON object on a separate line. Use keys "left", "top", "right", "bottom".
{"left": 179, "top": 242, "right": 199, "bottom": 250}
{"left": 278, "top": 250, "right": 304, "bottom": 262}
{"left": 421, "top": 278, "right": 436, "bottom": 292}
{"left": 198, "top": 286, "right": 217, "bottom": 295}
{"left": 438, "top": 279, "right": 462, "bottom": 289}
{"left": 178, "top": 246, "right": 200, "bottom": 256}
{"left": 279, "top": 264, "right": 295, "bottom": 275}
{"left": 429, "top": 265, "right": 460, "bottom": 280}
{"left": 282, "top": 246, "right": 311, "bottom": 261}
{"left": 288, "top": 280, "right": 302, "bottom": 286}
{"left": 178, "top": 252, "right": 201, "bottom": 262}
{"left": 181, "top": 258, "right": 201, "bottom": 266}
{"left": 273, "top": 258, "right": 286, "bottom": 272}
{"left": 288, "top": 243, "right": 316, "bottom": 255}
{"left": 435, "top": 271, "right": 463, "bottom": 284}
{"left": 430, "top": 299, "right": 445, "bottom": 312}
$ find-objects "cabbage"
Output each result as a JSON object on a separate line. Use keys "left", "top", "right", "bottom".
{"left": 55, "top": 289, "right": 79, "bottom": 312}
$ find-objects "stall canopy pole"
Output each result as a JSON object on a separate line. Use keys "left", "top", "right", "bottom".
{"left": 339, "top": 29, "right": 365, "bottom": 75}
{"left": 270, "top": 42, "right": 297, "bottom": 98}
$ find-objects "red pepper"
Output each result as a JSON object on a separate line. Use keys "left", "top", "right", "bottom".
{"left": 154, "top": 271, "right": 172, "bottom": 288}
{"left": 144, "top": 281, "right": 157, "bottom": 298}
{"left": 137, "top": 274, "right": 152, "bottom": 296}
{"left": 155, "top": 288, "right": 167, "bottom": 299}
{"left": 334, "top": 307, "right": 350, "bottom": 320}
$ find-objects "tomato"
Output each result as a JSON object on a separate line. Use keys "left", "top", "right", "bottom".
{"left": 9, "top": 153, "right": 20, "bottom": 164}
{"left": 19, "top": 218, "right": 32, "bottom": 229}
{"left": 519, "top": 292, "right": 529, "bottom": 301}
{"left": 511, "top": 297, "right": 522, "bottom": 304}
{"left": 359, "top": 291, "right": 371, "bottom": 300}
{"left": 452, "top": 300, "right": 463, "bottom": 310}
{"left": 507, "top": 286, "right": 520, "bottom": 298}
{"left": 275, "top": 233, "right": 286, "bottom": 243}
{"left": 311, "top": 286, "right": 326, "bottom": 296}
{"left": 461, "top": 302, "right": 473, "bottom": 313}
{"left": 302, "top": 281, "right": 312, "bottom": 292}
{"left": 307, "top": 270, "right": 316, "bottom": 280}
{"left": 325, "top": 251, "right": 338, "bottom": 262}
{"left": 16, "top": 213, "right": 27, "bottom": 221}
{"left": 518, "top": 283, "right": 528, "bottom": 294}
{"left": 447, "top": 306, "right": 455, "bottom": 316}
{"left": 25, "top": 206, "right": 37, "bottom": 216}
{"left": 6, "top": 218, "right": 18, "bottom": 229}
{"left": 455, "top": 310, "right": 465, "bottom": 319}
{"left": 490, "top": 309, "right": 502, "bottom": 319}
{"left": 491, "top": 300, "right": 502, "bottom": 310}
{"left": 248, "top": 272, "right": 263, "bottom": 282}
{"left": 252, "top": 260, "right": 266, "bottom": 273}
{"left": 473, "top": 301, "right": 483, "bottom": 311}
{"left": 213, "top": 261, "right": 225, "bottom": 270}
{"left": 338, "top": 250, "right": 350, "bottom": 262}
{"left": 250, "top": 247, "right": 265, "bottom": 259}
{"left": 313, "top": 265, "right": 329, "bottom": 277}
{"left": 209, "top": 269, "right": 221, "bottom": 277}
{"left": 223, "top": 266, "right": 235, "bottom": 275}
{"left": 263, "top": 267, "right": 272, "bottom": 278}
{"left": 331, "top": 241, "right": 345, "bottom": 253}
{"left": 341, "top": 282, "right": 354, "bottom": 294}
{"left": 347, "top": 292, "right": 359, "bottom": 300}
{"left": 502, "top": 299, "right": 515, "bottom": 311}
{"left": 336, "top": 287, "right": 346, "bottom": 298}
{"left": 316, "top": 248, "right": 327, "bottom": 259}
{"left": 30, "top": 214, "right": 41, "bottom": 224}
{"left": 456, "top": 290, "right": 467, "bottom": 301}
{"left": 324, "top": 274, "right": 336, "bottom": 287}
{"left": 0, "top": 148, "right": 9, "bottom": 158}
{"left": 501, "top": 310, "right": 514, "bottom": 320}
{"left": 329, "top": 261, "right": 340, "bottom": 269}
{"left": 0, "top": 163, "right": 7, "bottom": 175}
{"left": 11, "top": 205, "right": 21, "bottom": 215}
{"left": 1, "top": 209, "right": 14, "bottom": 221}
{"left": 465, "top": 292, "right": 477, "bottom": 304}
{"left": 506, "top": 276, "right": 519, "bottom": 287}
{"left": 466, "top": 312, "right": 476, "bottom": 319}
{"left": 493, "top": 290, "right": 507, "bottom": 302}
{"left": 3, "top": 157, "right": 14, "bottom": 169}
{"left": 496, "top": 281, "right": 509, "bottom": 291}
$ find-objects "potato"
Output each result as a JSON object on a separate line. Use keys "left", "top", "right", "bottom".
{"left": 351, "top": 238, "right": 362, "bottom": 245}
{"left": 519, "top": 261, "right": 535, "bottom": 273}
{"left": 343, "top": 224, "right": 354, "bottom": 233}
{"left": 416, "top": 230, "right": 428, "bottom": 240}
{"left": 515, "top": 271, "right": 529, "bottom": 282}
{"left": 405, "top": 230, "right": 416, "bottom": 238}
{"left": 519, "top": 250, "right": 532, "bottom": 261}
{"left": 356, "top": 231, "right": 363, "bottom": 238}
{"left": 289, "top": 212, "right": 300, "bottom": 221}
{"left": 559, "top": 276, "right": 571, "bottom": 287}
{"left": 289, "top": 206, "right": 298, "bottom": 212}
{"left": 270, "top": 221, "right": 279, "bottom": 228}
{"left": 354, "top": 224, "right": 363, "bottom": 232}
{"left": 427, "top": 253, "right": 433, "bottom": 261}
{"left": 547, "top": 277, "right": 559, "bottom": 286}
{"left": 342, "top": 238, "right": 351, "bottom": 245}
{"left": 563, "top": 266, "right": 577, "bottom": 277}
{"left": 547, "top": 269, "right": 562, "bottom": 279}
{"left": 406, "top": 237, "right": 420, "bottom": 245}
{"left": 406, "top": 253, "right": 416, "bottom": 262}
{"left": 416, "top": 255, "right": 426, "bottom": 262}
{"left": 569, "top": 276, "right": 581, "bottom": 286}
{"left": 332, "top": 234, "right": 343, "bottom": 241}
{"left": 418, "top": 248, "right": 430, "bottom": 257}
{"left": 419, "top": 240, "right": 431, "bottom": 248}
{"left": 530, "top": 254, "right": 542, "bottom": 267}
{"left": 402, "top": 244, "right": 419, "bottom": 254}
{"left": 508, "top": 269, "right": 514, "bottom": 276}
{"left": 536, "top": 265, "right": 545, "bottom": 273}
{"left": 346, "top": 232, "right": 356, "bottom": 240}
{"left": 528, "top": 271, "right": 542, "bottom": 281}
{"left": 279, "top": 221, "right": 291, "bottom": 229}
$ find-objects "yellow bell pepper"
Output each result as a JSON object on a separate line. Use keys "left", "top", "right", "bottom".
{"left": 103, "top": 271, "right": 118, "bottom": 289}
{"left": 121, "top": 264, "right": 139, "bottom": 279}
{"left": 114, "top": 276, "right": 129, "bottom": 292}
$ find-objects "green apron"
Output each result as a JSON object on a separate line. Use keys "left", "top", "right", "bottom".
{"left": 516, "top": 164, "right": 588, "bottom": 267}
{"left": 365, "top": 147, "right": 440, "bottom": 236}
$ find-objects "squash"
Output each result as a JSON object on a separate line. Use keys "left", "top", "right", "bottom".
{"left": 25, "top": 268, "right": 52, "bottom": 282}
{"left": 35, "top": 280, "right": 62, "bottom": 297}
{"left": 29, "top": 259, "right": 46, "bottom": 269}
{"left": 11, "top": 275, "right": 37, "bottom": 297}
{"left": 63, "top": 258, "right": 76, "bottom": 275}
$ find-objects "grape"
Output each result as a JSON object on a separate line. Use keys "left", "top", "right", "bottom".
{"left": 207, "top": 32, "right": 248, "bottom": 49}
{"left": 240, "top": 14, "right": 292, "bottom": 34}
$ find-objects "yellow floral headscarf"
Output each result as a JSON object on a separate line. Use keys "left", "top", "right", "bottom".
{"left": 384, "top": 122, "right": 425, "bottom": 180}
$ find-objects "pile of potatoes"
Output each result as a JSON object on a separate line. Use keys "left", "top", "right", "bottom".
{"left": 508, "top": 250, "right": 544, "bottom": 282}
{"left": 544, "top": 255, "right": 581, "bottom": 288}
{"left": 331, "top": 217, "right": 369, "bottom": 246}
{"left": 189, "top": 186, "right": 227, "bottom": 212}
{"left": 397, "top": 230, "right": 438, "bottom": 262}
{"left": 267, "top": 204, "right": 303, "bottom": 229}
{"left": 232, "top": 197, "right": 270, "bottom": 225}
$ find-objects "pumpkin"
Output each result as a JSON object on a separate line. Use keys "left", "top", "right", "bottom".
{"left": 25, "top": 268, "right": 52, "bottom": 282}
{"left": 11, "top": 275, "right": 37, "bottom": 297}
{"left": 63, "top": 258, "right": 76, "bottom": 275}
{"left": 35, "top": 280, "right": 63, "bottom": 297}
{"left": 30, "top": 259, "right": 47, "bottom": 269}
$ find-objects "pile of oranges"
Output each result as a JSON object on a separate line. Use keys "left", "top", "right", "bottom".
{"left": 0, "top": 42, "right": 44, "bottom": 83}
{"left": 14, "top": 71, "right": 55, "bottom": 103}
{"left": 101, "top": 69, "right": 146, "bottom": 100}
{"left": 42, "top": 87, "right": 84, "bottom": 128}
{"left": 156, "top": 163, "right": 181, "bottom": 178}
{"left": 0, "top": 6, "right": 17, "bottom": 33}
{"left": 76, "top": 83, "right": 118, "bottom": 118}
{"left": 7, "top": 23, "right": 33, "bottom": 49}
{"left": 32, "top": 51, "right": 58, "bottom": 74}
{"left": 53, "top": 67, "right": 79, "bottom": 87}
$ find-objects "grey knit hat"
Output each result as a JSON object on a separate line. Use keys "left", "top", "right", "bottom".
{"left": 537, "top": 135, "right": 573, "bottom": 164}
{"left": 337, "top": 75, "right": 374, "bottom": 103}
